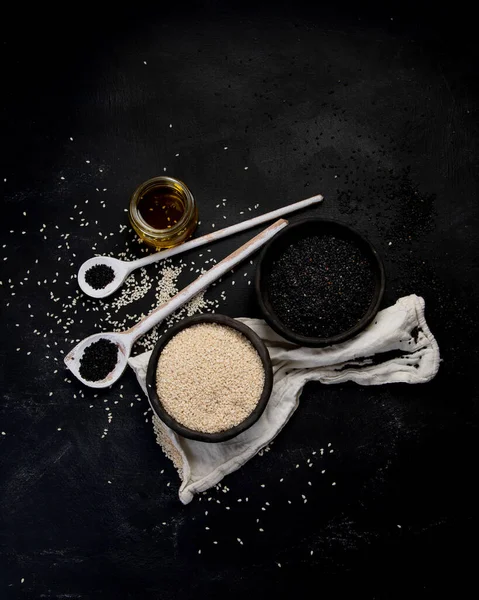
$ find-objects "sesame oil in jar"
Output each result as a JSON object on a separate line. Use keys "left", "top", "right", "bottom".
{"left": 129, "top": 176, "right": 198, "bottom": 250}
{"left": 137, "top": 187, "right": 185, "bottom": 230}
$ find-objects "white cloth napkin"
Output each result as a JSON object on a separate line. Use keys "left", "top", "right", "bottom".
{"left": 128, "top": 294, "right": 440, "bottom": 504}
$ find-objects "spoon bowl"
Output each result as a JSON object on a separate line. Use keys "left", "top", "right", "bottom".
{"left": 64, "top": 331, "right": 132, "bottom": 388}
{"left": 78, "top": 256, "right": 131, "bottom": 299}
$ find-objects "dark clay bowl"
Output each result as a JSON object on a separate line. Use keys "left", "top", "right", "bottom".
{"left": 255, "top": 218, "right": 386, "bottom": 347}
{"left": 146, "top": 313, "right": 273, "bottom": 443}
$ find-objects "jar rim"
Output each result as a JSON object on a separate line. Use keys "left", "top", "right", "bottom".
{"left": 129, "top": 176, "right": 195, "bottom": 239}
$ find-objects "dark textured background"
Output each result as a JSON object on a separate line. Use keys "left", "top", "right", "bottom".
{"left": 2, "top": 2, "right": 478, "bottom": 598}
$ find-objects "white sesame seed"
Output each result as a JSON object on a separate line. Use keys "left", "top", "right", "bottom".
{"left": 155, "top": 323, "right": 264, "bottom": 433}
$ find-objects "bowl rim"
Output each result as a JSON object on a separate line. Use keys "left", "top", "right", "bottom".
{"left": 145, "top": 313, "right": 274, "bottom": 443}
{"left": 255, "top": 217, "right": 386, "bottom": 347}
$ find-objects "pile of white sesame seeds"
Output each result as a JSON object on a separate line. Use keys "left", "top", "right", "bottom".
{"left": 152, "top": 415, "right": 184, "bottom": 476}
{"left": 156, "top": 323, "right": 265, "bottom": 433}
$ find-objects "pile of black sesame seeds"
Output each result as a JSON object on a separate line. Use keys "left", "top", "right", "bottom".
{"left": 79, "top": 338, "right": 119, "bottom": 381}
{"left": 268, "top": 234, "right": 376, "bottom": 338}
{"left": 84, "top": 263, "right": 115, "bottom": 289}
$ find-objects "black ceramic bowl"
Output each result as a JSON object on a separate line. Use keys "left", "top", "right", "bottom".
{"left": 146, "top": 313, "right": 273, "bottom": 443}
{"left": 255, "top": 218, "right": 386, "bottom": 347}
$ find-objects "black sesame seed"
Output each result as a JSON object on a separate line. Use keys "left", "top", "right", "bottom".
{"left": 267, "top": 234, "right": 375, "bottom": 338}
{"left": 84, "top": 264, "right": 115, "bottom": 289}
{"left": 79, "top": 339, "right": 119, "bottom": 381}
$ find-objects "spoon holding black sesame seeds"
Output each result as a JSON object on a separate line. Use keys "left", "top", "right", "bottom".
{"left": 78, "top": 255, "right": 138, "bottom": 299}
{"left": 66, "top": 219, "right": 288, "bottom": 387}
{"left": 77, "top": 195, "right": 323, "bottom": 298}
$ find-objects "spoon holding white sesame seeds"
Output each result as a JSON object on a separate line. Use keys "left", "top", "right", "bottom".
{"left": 77, "top": 194, "right": 323, "bottom": 298}
{"left": 66, "top": 219, "right": 288, "bottom": 388}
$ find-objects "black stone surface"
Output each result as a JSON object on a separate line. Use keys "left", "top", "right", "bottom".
{"left": 2, "top": 2, "right": 478, "bottom": 598}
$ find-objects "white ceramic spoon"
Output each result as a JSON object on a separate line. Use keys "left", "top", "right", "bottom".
{"left": 65, "top": 219, "right": 288, "bottom": 388}
{"left": 78, "top": 194, "right": 322, "bottom": 298}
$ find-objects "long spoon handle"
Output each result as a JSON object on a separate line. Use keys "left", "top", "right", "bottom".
{"left": 124, "top": 219, "right": 288, "bottom": 343}
{"left": 128, "top": 194, "right": 322, "bottom": 270}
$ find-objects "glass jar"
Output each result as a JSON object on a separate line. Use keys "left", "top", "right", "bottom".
{"left": 129, "top": 176, "right": 198, "bottom": 250}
